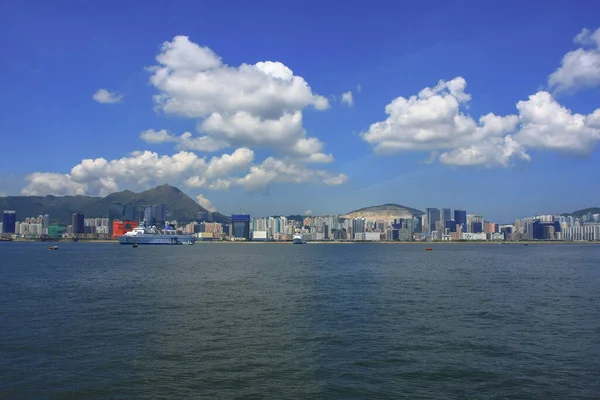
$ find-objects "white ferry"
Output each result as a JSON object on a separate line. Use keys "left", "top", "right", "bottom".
{"left": 293, "top": 233, "right": 305, "bottom": 244}
{"left": 117, "top": 223, "right": 196, "bottom": 245}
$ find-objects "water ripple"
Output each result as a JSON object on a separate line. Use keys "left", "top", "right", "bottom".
{"left": 1, "top": 242, "right": 599, "bottom": 399}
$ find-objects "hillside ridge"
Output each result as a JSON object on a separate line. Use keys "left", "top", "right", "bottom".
{"left": 562, "top": 207, "right": 600, "bottom": 218}
{"left": 0, "top": 185, "right": 230, "bottom": 225}
{"left": 341, "top": 203, "right": 424, "bottom": 220}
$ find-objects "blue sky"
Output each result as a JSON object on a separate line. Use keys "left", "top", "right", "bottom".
{"left": 1, "top": 0, "right": 599, "bottom": 222}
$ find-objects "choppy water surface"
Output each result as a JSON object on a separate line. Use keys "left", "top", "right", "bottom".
{"left": 1, "top": 242, "right": 599, "bottom": 399}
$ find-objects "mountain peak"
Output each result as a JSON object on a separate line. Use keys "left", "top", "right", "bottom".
{"left": 0, "top": 185, "right": 230, "bottom": 225}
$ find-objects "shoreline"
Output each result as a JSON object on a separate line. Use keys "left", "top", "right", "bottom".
{"left": 4, "top": 239, "right": 599, "bottom": 245}
{"left": 196, "top": 240, "right": 600, "bottom": 245}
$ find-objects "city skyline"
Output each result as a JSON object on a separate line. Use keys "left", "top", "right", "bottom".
{"left": 3, "top": 205, "right": 599, "bottom": 242}
{"left": 1, "top": 1, "right": 600, "bottom": 222}
{"left": 0, "top": 183, "right": 597, "bottom": 223}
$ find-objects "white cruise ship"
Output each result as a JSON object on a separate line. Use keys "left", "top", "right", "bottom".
{"left": 293, "top": 233, "right": 304, "bottom": 244}
{"left": 117, "top": 223, "right": 196, "bottom": 245}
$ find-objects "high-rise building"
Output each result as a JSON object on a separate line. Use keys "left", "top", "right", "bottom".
{"left": 352, "top": 218, "right": 366, "bottom": 234}
{"left": 454, "top": 209, "right": 467, "bottom": 232}
{"left": 414, "top": 216, "right": 423, "bottom": 233}
{"left": 152, "top": 204, "right": 167, "bottom": 226}
{"left": 109, "top": 203, "right": 124, "bottom": 222}
{"left": 108, "top": 203, "right": 123, "bottom": 236}
{"left": 470, "top": 215, "right": 484, "bottom": 233}
{"left": 484, "top": 222, "right": 497, "bottom": 234}
{"left": 426, "top": 208, "right": 440, "bottom": 233}
{"left": 445, "top": 220, "right": 457, "bottom": 232}
{"left": 123, "top": 204, "right": 136, "bottom": 221}
{"left": 441, "top": 208, "right": 452, "bottom": 229}
{"left": 140, "top": 205, "right": 153, "bottom": 224}
{"left": 42, "top": 214, "right": 50, "bottom": 229}
{"left": 72, "top": 212, "right": 85, "bottom": 234}
{"left": 2, "top": 210, "right": 16, "bottom": 234}
{"left": 231, "top": 214, "right": 250, "bottom": 240}
{"left": 532, "top": 220, "right": 561, "bottom": 240}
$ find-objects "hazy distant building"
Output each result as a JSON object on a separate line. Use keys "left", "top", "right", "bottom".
{"left": 533, "top": 220, "right": 561, "bottom": 240}
{"left": 484, "top": 222, "right": 497, "bottom": 234}
{"left": 198, "top": 211, "right": 214, "bottom": 222}
{"left": 108, "top": 203, "right": 124, "bottom": 236}
{"left": 461, "top": 232, "right": 487, "bottom": 241}
{"left": 123, "top": 204, "right": 136, "bottom": 221}
{"left": 152, "top": 204, "right": 167, "bottom": 226}
{"left": 414, "top": 216, "right": 423, "bottom": 233}
{"left": 471, "top": 222, "right": 483, "bottom": 233}
{"left": 441, "top": 208, "right": 452, "bottom": 229}
{"left": 352, "top": 218, "right": 366, "bottom": 234}
{"left": 72, "top": 212, "right": 85, "bottom": 234}
{"left": 445, "top": 220, "right": 457, "bottom": 233}
{"left": 500, "top": 226, "right": 513, "bottom": 238}
{"left": 470, "top": 215, "right": 484, "bottom": 233}
{"left": 354, "top": 232, "right": 381, "bottom": 241}
{"left": 454, "top": 209, "right": 467, "bottom": 232}
{"left": 42, "top": 214, "right": 50, "bottom": 232}
{"left": 2, "top": 210, "right": 16, "bottom": 234}
{"left": 231, "top": 214, "right": 250, "bottom": 240}
{"left": 109, "top": 203, "right": 124, "bottom": 222}
{"left": 140, "top": 205, "right": 152, "bottom": 225}
{"left": 426, "top": 208, "right": 440, "bottom": 233}
{"left": 136, "top": 204, "right": 167, "bottom": 227}
{"left": 48, "top": 225, "right": 63, "bottom": 238}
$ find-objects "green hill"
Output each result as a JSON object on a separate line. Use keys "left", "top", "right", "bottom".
{"left": 562, "top": 207, "right": 600, "bottom": 218}
{"left": 341, "top": 203, "right": 424, "bottom": 220}
{"left": 0, "top": 184, "right": 230, "bottom": 226}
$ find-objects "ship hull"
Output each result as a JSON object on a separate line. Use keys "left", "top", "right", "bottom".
{"left": 117, "top": 235, "right": 196, "bottom": 245}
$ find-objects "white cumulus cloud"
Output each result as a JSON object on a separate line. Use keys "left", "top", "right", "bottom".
{"left": 21, "top": 148, "right": 345, "bottom": 196}
{"left": 515, "top": 91, "right": 600, "bottom": 154}
{"left": 21, "top": 36, "right": 350, "bottom": 196}
{"left": 361, "top": 77, "right": 529, "bottom": 167}
{"left": 140, "top": 129, "right": 228, "bottom": 152}
{"left": 548, "top": 27, "right": 600, "bottom": 93}
{"left": 439, "top": 136, "right": 530, "bottom": 167}
{"left": 208, "top": 157, "right": 348, "bottom": 193}
{"left": 21, "top": 149, "right": 254, "bottom": 197}
{"left": 22, "top": 173, "right": 88, "bottom": 196}
{"left": 92, "top": 89, "right": 123, "bottom": 104}
{"left": 139, "top": 129, "right": 177, "bottom": 143}
{"left": 196, "top": 194, "right": 217, "bottom": 212}
{"left": 204, "top": 148, "right": 255, "bottom": 179}
{"left": 147, "top": 36, "right": 333, "bottom": 163}
{"left": 341, "top": 91, "right": 354, "bottom": 107}
{"left": 362, "top": 76, "right": 600, "bottom": 167}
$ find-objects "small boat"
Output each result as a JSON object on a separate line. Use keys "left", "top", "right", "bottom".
{"left": 182, "top": 241, "right": 194, "bottom": 245}
{"left": 48, "top": 245, "right": 59, "bottom": 250}
{"left": 132, "top": 243, "right": 138, "bottom": 248}
{"left": 425, "top": 247, "right": 433, "bottom": 251}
